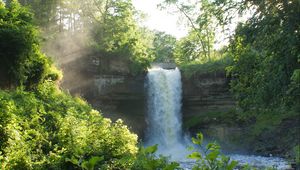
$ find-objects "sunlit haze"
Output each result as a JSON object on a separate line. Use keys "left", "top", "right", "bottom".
{"left": 132, "top": 0, "right": 252, "bottom": 49}
{"left": 132, "top": 0, "right": 188, "bottom": 39}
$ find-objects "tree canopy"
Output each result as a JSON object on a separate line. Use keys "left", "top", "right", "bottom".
{"left": 0, "top": 0, "right": 299, "bottom": 167}
{"left": 0, "top": 0, "right": 61, "bottom": 89}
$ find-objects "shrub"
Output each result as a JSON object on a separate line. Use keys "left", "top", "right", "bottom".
{"left": 187, "top": 133, "right": 238, "bottom": 170}
{"left": 0, "top": 82, "right": 138, "bottom": 169}
{"left": 131, "top": 145, "right": 180, "bottom": 170}
{"left": 0, "top": 1, "right": 60, "bottom": 89}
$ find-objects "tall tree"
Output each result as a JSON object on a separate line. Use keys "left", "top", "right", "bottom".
{"left": 152, "top": 31, "right": 177, "bottom": 63}
{"left": 226, "top": 0, "right": 300, "bottom": 112}
{"left": 90, "top": 0, "right": 154, "bottom": 73}
{"left": 0, "top": 0, "right": 60, "bottom": 88}
{"left": 160, "top": 0, "right": 222, "bottom": 61}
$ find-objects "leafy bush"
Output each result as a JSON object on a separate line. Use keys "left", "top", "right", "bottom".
{"left": 0, "top": 1, "right": 61, "bottom": 89}
{"left": 1, "top": 83, "right": 250, "bottom": 170}
{"left": 0, "top": 81, "right": 138, "bottom": 169}
{"left": 179, "top": 55, "right": 232, "bottom": 78}
{"left": 188, "top": 133, "right": 238, "bottom": 170}
{"left": 131, "top": 144, "right": 180, "bottom": 170}
{"left": 225, "top": 1, "right": 300, "bottom": 154}
{"left": 90, "top": 0, "right": 154, "bottom": 75}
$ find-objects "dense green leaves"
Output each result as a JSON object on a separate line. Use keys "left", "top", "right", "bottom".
{"left": 228, "top": 0, "right": 300, "bottom": 113}
{"left": 0, "top": 82, "right": 138, "bottom": 169}
{"left": 11, "top": 0, "right": 155, "bottom": 74}
{"left": 179, "top": 53, "right": 232, "bottom": 78}
{"left": 1, "top": 0, "right": 299, "bottom": 168}
{"left": 131, "top": 145, "right": 180, "bottom": 170}
{"left": 0, "top": 2, "right": 181, "bottom": 169}
{"left": 0, "top": 1, "right": 61, "bottom": 89}
{"left": 152, "top": 31, "right": 177, "bottom": 63}
{"left": 162, "top": 0, "right": 299, "bottom": 158}
{"left": 224, "top": 0, "right": 300, "bottom": 155}
{"left": 90, "top": 0, "right": 154, "bottom": 74}
{"left": 144, "top": 144, "right": 158, "bottom": 154}
{"left": 81, "top": 156, "right": 104, "bottom": 170}
{"left": 174, "top": 30, "right": 204, "bottom": 64}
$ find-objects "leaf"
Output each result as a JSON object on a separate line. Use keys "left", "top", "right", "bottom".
{"left": 163, "top": 162, "right": 180, "bottom": 170}
{"left": 187, "top": 152, "right": 202, "bottom": 160}
{"left": 145, "top": 144, "right": 158, "bottom": 154}
{"left": 81, "top": 156, "right": 103, "bottom": 170}
{"left": 221, "top": 155, "right": 230, "bottom": 163}
{"left": 227, "top": 160, "right": 238, "bottom": 170}
{"left": 187, "top": 146, "right": 194, "bottom": 151}
{"left": 88, "top": 156, "right": 104, "bottom": 168}
{"left": 192, "top": 133, "right": 204, "bottom": 145}
{"left": 206, "top": 150, "right": 220, "bottom": 161}
{"left": 81, "top": 161, "right": 90, "bottom": 170}
{"left": 206, "top": 142, "right": 220, "bottom": 151}
{"left": 65, "top": 157, "right": 79, "bottom": 165}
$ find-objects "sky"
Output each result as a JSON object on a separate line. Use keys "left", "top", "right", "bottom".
{"left": 131, "top": 0, "right": 230, "bottom": 49}
{"left": 132, "top": 0, "right": 188, "bottom": 39}
{"left": 132, "top": 0, "right": 252, "bottom": 49}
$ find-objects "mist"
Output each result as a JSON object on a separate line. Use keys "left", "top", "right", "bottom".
{"left": 42, "top": 31, "right": 95, "bottom": 95}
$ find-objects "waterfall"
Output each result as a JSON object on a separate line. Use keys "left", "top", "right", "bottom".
{"left": 145, "top": 67, "right": 289, "bottom": 169}
{"left": 145, "top": 67, "right": 188, "bottom": 160}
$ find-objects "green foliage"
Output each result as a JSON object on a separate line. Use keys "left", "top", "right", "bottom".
{"left": 152, "top": 31, "right": 177, "bottom": 63}
{"left": 0, "top": 1, "right": 61, "bottom": 89}
{"left": 0, "top": 81, "right": 138, "bottom": 169}
{"left": 227, "top": 0, "right": 300, "bottom": 111}
{"left": 161, "top": 0, "right": 227, "bottom": 62}
{"left": 131, "top": 145, "right": 181, "bottom": 170}
{"left": 90, "top": 0, "right": 154, "bottom": 74}
{"left": 16, "top": 0, "right": 59, "bottom": 32}
{"left": 0, "top": 2, "right": 170, "bottom": 169}
{"left": 14, "top": 0, "right": 155, "bottom": 75}
{"left": 188, "top": 132, "right": 238, "bottom": 170}
{"left": 179, "top": 54, "right": 232, "bottom": 78}
{"left": 81, "top": 156, "right": 104, "bottom": 170}
{"left": 174, "top": 30, "right": 204, "bottom": 64}
{"left": 66, "top": 156, "right": 104, "bottom": 170}
{"left": 223, "top": 0, "right": 300, "bottom": 156}
{"left": 293, "top": 145, "right": 300, "bottom": 167}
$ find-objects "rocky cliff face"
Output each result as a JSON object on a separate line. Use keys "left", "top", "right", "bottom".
{"left": 181, "top": 71, "right": 235, "bottom": 119}
{"left": 60, "top": 54, "right": 147, "bottom": 136}
{"left": 90, "top": 74, "right": 146, "bottom": 137}
{"left": 60, "top": 55, "right": 296, "bottom": 156}
{"left": 60, "top": 54, "right": 236, "bottom": 139}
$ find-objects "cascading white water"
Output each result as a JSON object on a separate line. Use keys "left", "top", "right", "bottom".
{"left": 145, "top": 67, "right": 289, "bottom": 169}
{"left": 145, "top": 67, "right": 188, "bottom": 160}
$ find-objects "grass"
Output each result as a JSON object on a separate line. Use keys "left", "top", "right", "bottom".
{"left": 179, "top": 56, "right": 233, "bottom": 78}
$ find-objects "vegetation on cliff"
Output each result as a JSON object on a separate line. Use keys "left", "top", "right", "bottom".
{"left": 0, "top": 1, "right": 61, "bottom": 89}
{"left": 0, "top": 83, "right": 139, "bottom": 169}
{"left": 6, "top": 0, "right": 155, "bottom": 75}
{"left": 0, "top": 0, "right": 299, "bottom": 168}
{"left": 0, "top": 2, "right": 175, "bottom": 169}
{"left": 0, "top": 2, "right": 135, "bottom": 169}
{"left": 162, "top": 0, "right": 299, "bottom": 158}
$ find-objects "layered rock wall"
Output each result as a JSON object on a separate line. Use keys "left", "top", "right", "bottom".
{"left": 61, "top": 54, "right": 147, "bottom": 136}
{"left": 60, "top": 53, "right": 235, "bottom": 138}
{"left": 182, "top": 71, "right": 235, "bottom": 118}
